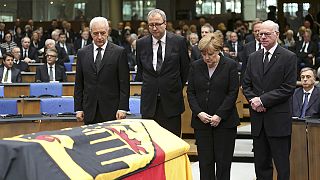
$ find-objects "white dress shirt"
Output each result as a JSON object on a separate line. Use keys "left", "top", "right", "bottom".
{"left": 1, "top": 67, "right": 12, "bottom": 83}
{"left": 152, "top": 31, "right": 166, "bottom": 71}
{"left": 47, "top": 63, "right": 56, "bottom": 81}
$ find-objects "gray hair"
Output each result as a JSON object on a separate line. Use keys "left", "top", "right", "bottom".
{"left": 21, "top": 36, "right": 30, "bottom": 43}
{"left": 45, "top": 39, "right": 55, "bottom": 46}
{"left": 89, "top": 17, "right": 109, "bottom": 32}
{"left": 147, "top": 9, "right": 166, "bottom": 22}
{"left": 262, "top": 20, "right": 279, "bottom": 32}
{"left": 201, "top": 23, "right": 214, "bottom": 33}
{"left": 130, "top": 33, "right": 138, "bottom": 41}
{"left": 189, "top": 33, "right": 199, "bottom": 40}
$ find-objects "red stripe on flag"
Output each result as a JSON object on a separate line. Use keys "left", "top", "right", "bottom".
{"left": 124, "top": 141, "right": 166, "bottom": 180}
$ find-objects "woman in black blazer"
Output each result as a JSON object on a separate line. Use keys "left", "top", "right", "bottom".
{"left": 187, "top": 32, "right": 240, "bottom": 180}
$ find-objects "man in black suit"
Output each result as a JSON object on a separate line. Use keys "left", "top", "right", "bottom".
{"left": 35, "top": 48, "right": 67, "bottom": 82}
{"left": 190, "top": 23, "right": 214, "bottom": 62}
{"left": 43, "top": 39, "right": 70, "bottom": 66}
{"left": 242, "top": 20, "right": 297, "bottom": 180}
{"left": 20, "top": 37, "right": 40, "bottom": 63}
{"left": 226, "top": 32, "right": 243, "bottom": 61}
{"left": 296, "top": 29, "right": 318, "bottom": 70}
{"left": 240, "top": 21, "right": 262, "bottom": 82}
{"left": 292, "top": 67, "right": 320, "bottom": 118}
{"left": 74, "top": 17, "right": 129, "bottom": 125}
{"left": 0, "top": 53, "right": 21, "bottom": 83}
{"left": 11, "top": 47, "right": 29, "bottom": 72}
{"left": 74, "top": 30, "right": 91, "bottom": 53}
{"left": 58, "top": 33, "right": 75, "bottom": 55}
{"left": 135, "top": 9, "right": 190, "bottom": 137}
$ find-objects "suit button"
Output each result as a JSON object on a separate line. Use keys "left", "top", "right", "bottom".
{"left": 262, "top": 91, "right": 264, "bottom": 94}
{"left": 207, "top": 82, "right": 210, "bottom": 85}
{"left": 205, "top": 98, "right": 208, "bottom": 101}
{"left": 207, "top": 90, "right": 210, "bottom": 93}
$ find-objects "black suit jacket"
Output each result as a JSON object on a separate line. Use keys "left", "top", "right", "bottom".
{"left": 187, "top": 56, "right": 240, "bottom": 129}
{"left": 0, "top": 67, "right": 21, "bottom": 83}
{"left": 13, "top": 60, "right": 29, "bottom": 72}
{"left": 74, "top": 42, "right": 130, "bottom": 123}
{"left": 242, "top": 45, "right": 297, "bottom": 137}
{"left": 292, "top": 87, "right": 320, "bottom": 118}
{"left": 20, "top": 47, "right": 40, "bottom": 62}
{"left": 190, "top": 45, "right": 201, "bottom": 62}
{"left": 35, "top": 64, "right": 67, "bottom": 82}
{"left": 227, "top": 41, "right": 244, "bottom": 53}
{"left": 240, "top": 41, "right": 257, "bottom": 82}
{"left": 135, "top": 32, "right": 190, "bottom": 117}
{"left": 74, "top": 38, "right": 92, "bottom": 53}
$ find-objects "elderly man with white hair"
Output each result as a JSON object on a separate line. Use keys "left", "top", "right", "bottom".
{"left": 242, "top": 20, "right": 297, "bottom": 180}
{"left": 74, "top": 17, "right": 129, "bottom": 125}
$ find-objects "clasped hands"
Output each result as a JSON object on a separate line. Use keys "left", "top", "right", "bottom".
{"left": 250, "top": 97, "right": 266, "bottom": 112}
{"left": 198, "top": 112, "right": 221, "bottom": 127}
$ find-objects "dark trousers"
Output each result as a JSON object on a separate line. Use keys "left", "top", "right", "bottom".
{"left": 142, "top": 98, "right": 181, "bottom": 137}
{"left": 194, "top": 127, "right": 237, "bottom": 180}
{"left": 84, "top": 103, "right": 106, "bottom": 125}
{"left": 253, "top": 127, "right": 291, "bottom": 180}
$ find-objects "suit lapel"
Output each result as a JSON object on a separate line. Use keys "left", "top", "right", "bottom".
{"left": 264, "top": 45, "right": 280, "bottom": 74}
{"left": 162, "top": 32, "right": 172, "bottom": 74}
{"left": 295, "top": 88, "right": 303, "bottom": 111}
{"left": 256, "top": 49, "right": 264, "bottom": 80}
{"left": 307, "top": 88, "right": 319, "bottom": 110}
{"left": 200, "top": 60, "right": 209, "bottom": 80}
{"left": 87, "top": 45, "right": 96, "bottom": 72}
{"left": 210, "top": 56, "right": 225, "bottom": 80}
{"left": 43, "top": 64, "right": 50, "bottom": 82}
{"left": 98, "top": 42, "right": 112, "bottom": 74}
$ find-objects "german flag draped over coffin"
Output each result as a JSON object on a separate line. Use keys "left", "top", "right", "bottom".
{"left": 0, "top": 119, "right": 192, "bottom": 180}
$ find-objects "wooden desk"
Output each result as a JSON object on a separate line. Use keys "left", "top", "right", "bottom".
{"left": 28, "top": 63, "right": 44, "bottom": 72}
{"left": 0, "top": 116, "right": 81, "bottom": 139}
{"left": 21, "top": 72, "right": 75, "bottom": 83}
{"left": 307, "top": 119, "right": 320, "bottom": 180}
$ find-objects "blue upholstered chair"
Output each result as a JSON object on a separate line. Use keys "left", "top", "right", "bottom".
{"left": 69, "top": 55, "right": 75, "bottom": 63}
{"left": 0, "top": 99, "right": 18, "bottom": 114}
{"left": 0, "top": 86, "right": 4, "bottom": 98}
{"left": 30, "top": 83, "right": 63, "bottom": 97}
{"left": 40, "top": 98, "right": 74, "bottom": 114}
{"left": 129, "top": 97, "right": 141, "bottom": 114}
{"left": 64, "top": 63, "right": 73, "bottom": 72}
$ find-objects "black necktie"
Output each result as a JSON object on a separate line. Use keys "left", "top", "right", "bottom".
{"left": 300, "top": 92, "right": 310, "bottom": 118}
{"left": 24, "top": 49, "right": 27, "bottom": 58}
{"left": 49, "top": 66, "right": 54, "bottom": 81}
{"left": 156, "top": 40, "right": 162, "bottom": 72}
{"left": 232, "top": 43, "right": 236, "bottom": 51}
{"left": 258, "top": 43, "right": 261, "bottom": 50}
{"left": 3, "top": 69, "right": 8, "bottom": 82}
{"left": 264, "top": 51, "right": 270, "bottom": 70}
{"left": 95, "top": 47, "right": 102, "bottom": 69}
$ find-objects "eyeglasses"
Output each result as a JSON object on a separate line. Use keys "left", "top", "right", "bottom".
{"left": 148, "top": 21, "right": 165, "bottom": 28}
{"left": 92, "top": 31, "right": 107, "bottom": 36}
{"left": 259, "top": 31, "right": 276, "bottom": 37}
{"left": 46, "top": 54, "right": 57, "bottom": 58}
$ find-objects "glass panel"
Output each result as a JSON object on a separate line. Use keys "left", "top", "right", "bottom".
{"left": 123, "top": 0, "right": 156, "bottom": 21}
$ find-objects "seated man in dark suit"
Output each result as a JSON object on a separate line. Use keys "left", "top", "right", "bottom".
{"left": 35, "top": 48, "right": 67, "bottom": 82}
{"left": 58, "top": 32, "right": 75, "bottom": 55}
{"left": 296, "top": 29, "right": 318, "bottom": 70}
{"left": 0, "top": 53, "right": 22, "bottom": 83}
{"left": 292, "top": 67, "right": 320, "bottom": 118}
{"left": 20, "top": 37, "right": 39, "bottom": 63}
{"left": 43, "top": 39, "right": 69, "bottom": 67}
{"left": 11, "top": 46, "right": 29, "bottom": 72}
{"left": 74, "top": 30, "right": 91, "bottom": 53}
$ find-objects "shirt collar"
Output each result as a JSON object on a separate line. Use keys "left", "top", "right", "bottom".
{"left": 152, "top": 31, "right": 166, "bottom": 45}
{"left": 304, "top": 86, "right": 314, "bottom": 94}
{"left": 263, "top": 43, "right": 278, "bottom": 55}
{"left": 47, "top": 63, "right": 55, "bottom": 68}
{"left": 93, "top": 41, "right": 108, "bottom": 51}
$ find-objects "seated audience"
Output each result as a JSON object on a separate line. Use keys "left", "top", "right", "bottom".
{"left": 42, "top": 39, "right": 69, "bottom": 66}
{"left": 0, "top": 53, "right": 21, "bottom": 83}
{"left": 283, "top": 29, "right": 296, "bottom": 52}
{"left": 20, "top": 37, "right": 40, "bottom": 63}
{"left": 12, "top": 47, "right": 29, "bottom": 72}
{"left": 35, "top": 48, "right": 67, "bottom": 82}
{"left": 292, "top": 67, "right": 320, "bottom": 118}
{"left": 296, "top": 29, "right": 317, "bottom": 70}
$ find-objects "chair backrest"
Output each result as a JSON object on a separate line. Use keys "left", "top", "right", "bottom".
{"left": 0, "top": 99, "right": 18, "bottom": 114}
{"left": 64, "top": 63, "right": 73, "bottom": 72}
{"left": 0, "top": 86, "right": 4, "bottom": 97}
{"left": 129, "top": 97, "right": 141, "bottom": 114}
{"left": 30, "top": 83, "right": 63, "bottom": 97}
{"left": 69, "top": 55, "right": 75, "bottom": 63}
{"left": 40, "top": 97, "right": 74, "bottom": 114}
